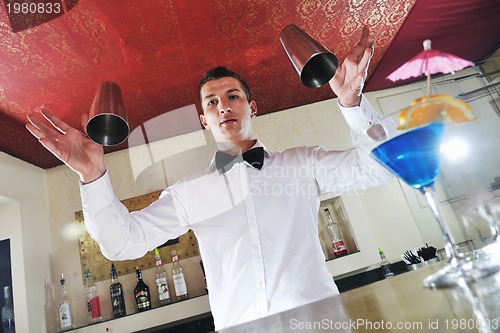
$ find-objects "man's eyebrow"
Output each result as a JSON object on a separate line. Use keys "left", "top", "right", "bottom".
{"left": 226, "top": 88, "right": 241, "bottom": 94}
{"left": 203, "top": 88, "right": 242, "bottom": 101}
{"left": 203, "top": 93, "right": 216, "bottom": 101}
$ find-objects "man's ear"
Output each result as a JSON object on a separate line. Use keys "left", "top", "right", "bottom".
{"left": 200, "top": 114, "right": 210, "bottom": 130}
{"left": 250, "top": 100, "right": 257, "bottom": 118}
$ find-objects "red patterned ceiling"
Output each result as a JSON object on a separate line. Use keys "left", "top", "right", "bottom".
{"left": 0, "top": 0, "right": 499, "bottom": 169}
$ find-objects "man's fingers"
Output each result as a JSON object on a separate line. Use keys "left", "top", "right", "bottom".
{"left": 26, "top": 119, "right": 62, "bottom": 157}
{"left": 358, "top": 47, "right": 373, "bottom": 75}
{"left": 27, "top": 113, "right": 46, "bottom": 134}
{"left": 359, "top": 26, "right": 373, "bottom": 47}
{"left": 350, "top": 72, "right": 366, "bottom": 96}
{"left": 25, "top": 122, "right": 42, "bottom": 140}
{"left": 27, "top": 113, "right": 63, "bottom": 140}
{"left": 39, "top": 108, "right": 72, "bottom": 134}
{"left": 349, "top": 26, "right": 372, "bottom": 61}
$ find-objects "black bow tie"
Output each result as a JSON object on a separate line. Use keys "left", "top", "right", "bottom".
{"left": 215, "top": 147, "right": 264, "bottom": 173}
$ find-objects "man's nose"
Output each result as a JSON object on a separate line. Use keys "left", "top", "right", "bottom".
{"left": 219, "top": 99, "right": 231, "bottom": 113}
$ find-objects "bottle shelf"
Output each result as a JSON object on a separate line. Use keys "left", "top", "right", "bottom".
{"left": 325, "top": 250, "right": 360, "bottom": 262}
{"left": 65, "top": 293, "right": 210, "bottom": 332}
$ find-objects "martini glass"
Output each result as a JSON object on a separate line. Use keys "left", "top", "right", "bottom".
{"left": 356, "top": 99, "right": 500, "bottom": 288}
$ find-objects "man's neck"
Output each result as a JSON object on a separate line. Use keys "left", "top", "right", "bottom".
{"left": 216, "top": 139, "right": 257, "bottom": 155}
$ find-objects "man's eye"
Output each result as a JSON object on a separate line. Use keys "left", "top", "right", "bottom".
{"left": 207, "top": 100, "right": 216, "bottom": 107}
{"left": 228, "top": 95, "right": 238, "bottom": 100}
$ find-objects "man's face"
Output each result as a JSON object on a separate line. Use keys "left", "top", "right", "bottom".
{"left": 199, "top": 77, "right": 257, "bottom": 143}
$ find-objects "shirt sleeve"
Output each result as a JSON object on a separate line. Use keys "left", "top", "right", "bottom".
{"left": 310, "top": 95, "right": 394, "bottom": 195}
{"left": 80, "top": 171, "right": 189, "bottom": 260}
{"left": 337, "top": 94, "right": 383, "bottom": 130}
{"left": 310, "top": 146, "right": 392, "bottom": 196}
{"left": 337, "top": 95, "right": 397, "bottom": 145}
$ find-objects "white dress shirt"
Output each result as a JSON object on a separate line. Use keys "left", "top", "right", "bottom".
{"left": 81, "top": 96, "right": 393, "bottom": 330}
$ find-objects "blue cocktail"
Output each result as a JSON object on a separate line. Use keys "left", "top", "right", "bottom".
{"left": 371, "top": 122, "right": 444, "bottom": 190}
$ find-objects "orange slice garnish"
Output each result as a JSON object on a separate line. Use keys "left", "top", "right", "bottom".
{"left": 443, "top": 98, "right": 477, "bottom": 124}
{"left": 397, "top": 94, "right": 476, "bottom": 130}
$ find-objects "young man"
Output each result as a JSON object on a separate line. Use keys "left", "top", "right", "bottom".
{"left": 27, "top": 27, "right": 392, "bottom": 330}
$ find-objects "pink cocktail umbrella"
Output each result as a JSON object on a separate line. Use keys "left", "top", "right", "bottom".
{"left": 387, "top": 39, "right": 474, "bottom": 95}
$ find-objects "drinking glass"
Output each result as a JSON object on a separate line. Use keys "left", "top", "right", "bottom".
{"left": 356, "top": 98, "right": 500, "bottom": 288}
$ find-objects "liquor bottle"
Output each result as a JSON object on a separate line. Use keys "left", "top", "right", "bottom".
{"left": 171, "top": 249, "right": 188, "bottom": 300}
{"left": 154, "top": 248, "right": 171, "bottom": 305}
{"left": 134, "top": 266, "right": 151, "bottom": 312}
{"left": 2, "top": 286, "right": 15, "bottom": 333}
{"left": 58, "top": 273, "right": 73, "bottom": 331}
{"left": 83, "top": 269, "right": 102, "bottom": 323}
{"left": 109, "top": 263, "right": 126, "bottom": 318}
{"left": 378, "top": 248, "right": 395, "bottom": 279}
{"left": 323, "top": 206, "right": 348, "bottom": 258}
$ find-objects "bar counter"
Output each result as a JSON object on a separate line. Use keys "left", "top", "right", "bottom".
{"left": 221, "top": 262, "right": 500, "bottom": 332}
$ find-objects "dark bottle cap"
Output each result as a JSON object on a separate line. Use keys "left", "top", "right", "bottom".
{"left": 135, "top": 266, "right": 143, "bottom": 279}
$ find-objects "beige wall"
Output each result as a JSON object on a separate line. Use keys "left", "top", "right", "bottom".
{"left": 0, "top": 151, "right": 51, "bottom": 333}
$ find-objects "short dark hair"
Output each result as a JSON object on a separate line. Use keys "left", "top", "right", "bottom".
{"left": 198, "top": 66, "right": 252, "bottom": 106}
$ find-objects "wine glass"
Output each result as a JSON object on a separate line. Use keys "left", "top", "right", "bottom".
{"left": 356, "top": 95, "right": 500, "bottom": 288}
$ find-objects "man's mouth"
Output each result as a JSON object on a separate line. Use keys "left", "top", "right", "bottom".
{"left": 220, "top": 118, "right": 237, "bottom": 125}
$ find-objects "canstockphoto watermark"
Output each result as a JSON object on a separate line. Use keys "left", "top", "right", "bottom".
{"left": 290, "top": 318, "right": 500, "bottom": 331}
{"left": 289, "top": 318, "right": 425, "bottom": 331}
